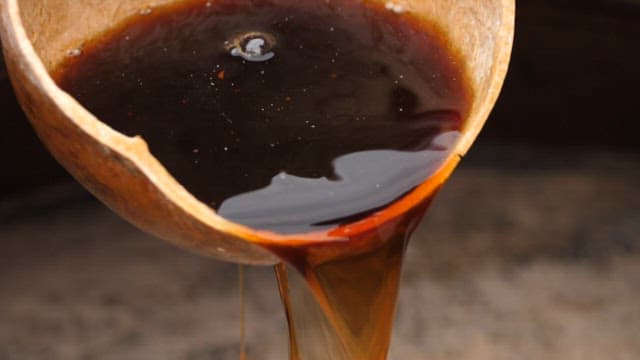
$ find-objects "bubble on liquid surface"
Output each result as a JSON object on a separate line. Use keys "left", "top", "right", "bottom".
{"left": 228, "top": 32, "right": 276, "bottom": 62}
{"left": 66, "top": 47, "right": 83, "bottom": 57}
{"left": 139, "top": 7, "right": 153, "bottom": 15}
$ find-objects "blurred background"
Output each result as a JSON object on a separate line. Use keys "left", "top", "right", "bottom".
{"left": 1, "top": 1, "right": 639, "bottom": 359}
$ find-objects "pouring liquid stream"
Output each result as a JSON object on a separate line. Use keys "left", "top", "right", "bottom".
{"left": 271, "top": 198, "right": 433, "bottom": 359}
{"left": 53, "top": 0, "right": 472, "bottom": 358}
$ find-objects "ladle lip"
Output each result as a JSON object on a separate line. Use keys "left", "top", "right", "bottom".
{"left": 234, "top": 155, "right": 461, "bottom": 247}
{"left": 455, "top": 0, "right": 516, "bottom": 158}
{"left": 1, "top": 0, "right": 514, "bottom": 259}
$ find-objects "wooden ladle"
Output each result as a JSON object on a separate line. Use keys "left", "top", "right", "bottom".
{"left": 0, "top": 0, "right": 514, "bottom": 265}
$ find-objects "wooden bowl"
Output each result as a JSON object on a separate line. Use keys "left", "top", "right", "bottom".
{"left": 0, "top": 0, "right": 514, "bottom": 265}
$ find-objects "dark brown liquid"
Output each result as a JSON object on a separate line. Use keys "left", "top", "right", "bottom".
{"left": 54, "top": 0, "right": 469, "bottom": 235}
{"left": 53, "top": 0, "right": 471, "bottom": 358}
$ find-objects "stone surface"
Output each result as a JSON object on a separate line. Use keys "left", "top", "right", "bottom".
{"left": 0, "top": 148, "right": 639, "bottom": 359}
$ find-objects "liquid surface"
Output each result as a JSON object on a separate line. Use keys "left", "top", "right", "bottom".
{"left": 54, "top": 1, "right": 473, "bottom": 359}
{"left": 55, "top": 0, "right": 470, "bottom": 234}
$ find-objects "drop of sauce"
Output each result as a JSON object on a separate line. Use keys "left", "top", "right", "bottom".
{"left": 229, "top": 32, "right": 276, "bottom": 62}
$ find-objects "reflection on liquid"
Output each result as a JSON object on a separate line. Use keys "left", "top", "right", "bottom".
{"left": 220, "top": 131, "right": 460, "bottom": 233}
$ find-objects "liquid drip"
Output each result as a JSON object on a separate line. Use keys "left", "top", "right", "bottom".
{"left": 53, "top": 0, "right": 472, "bottom": 358}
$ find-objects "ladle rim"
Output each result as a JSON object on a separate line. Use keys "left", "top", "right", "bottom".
{"left": 0, "top": 0, "right": 514, "bottom": 260}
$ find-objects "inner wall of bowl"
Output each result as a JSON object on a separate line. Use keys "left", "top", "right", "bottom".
{"left": 17, "top": 0, "right": 176, "bottom": 70}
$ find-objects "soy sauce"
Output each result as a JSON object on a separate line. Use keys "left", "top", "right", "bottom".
{"left": 54, "top": 0, "right": 470, "bottom": 234}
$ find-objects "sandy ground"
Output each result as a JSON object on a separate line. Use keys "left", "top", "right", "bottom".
{"left": 1, "top": 147, "right": 639, "bottom": 360}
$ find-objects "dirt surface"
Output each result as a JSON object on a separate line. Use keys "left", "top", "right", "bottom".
{"left": 1, "top": 147, "right": 639, "bottom": 360}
